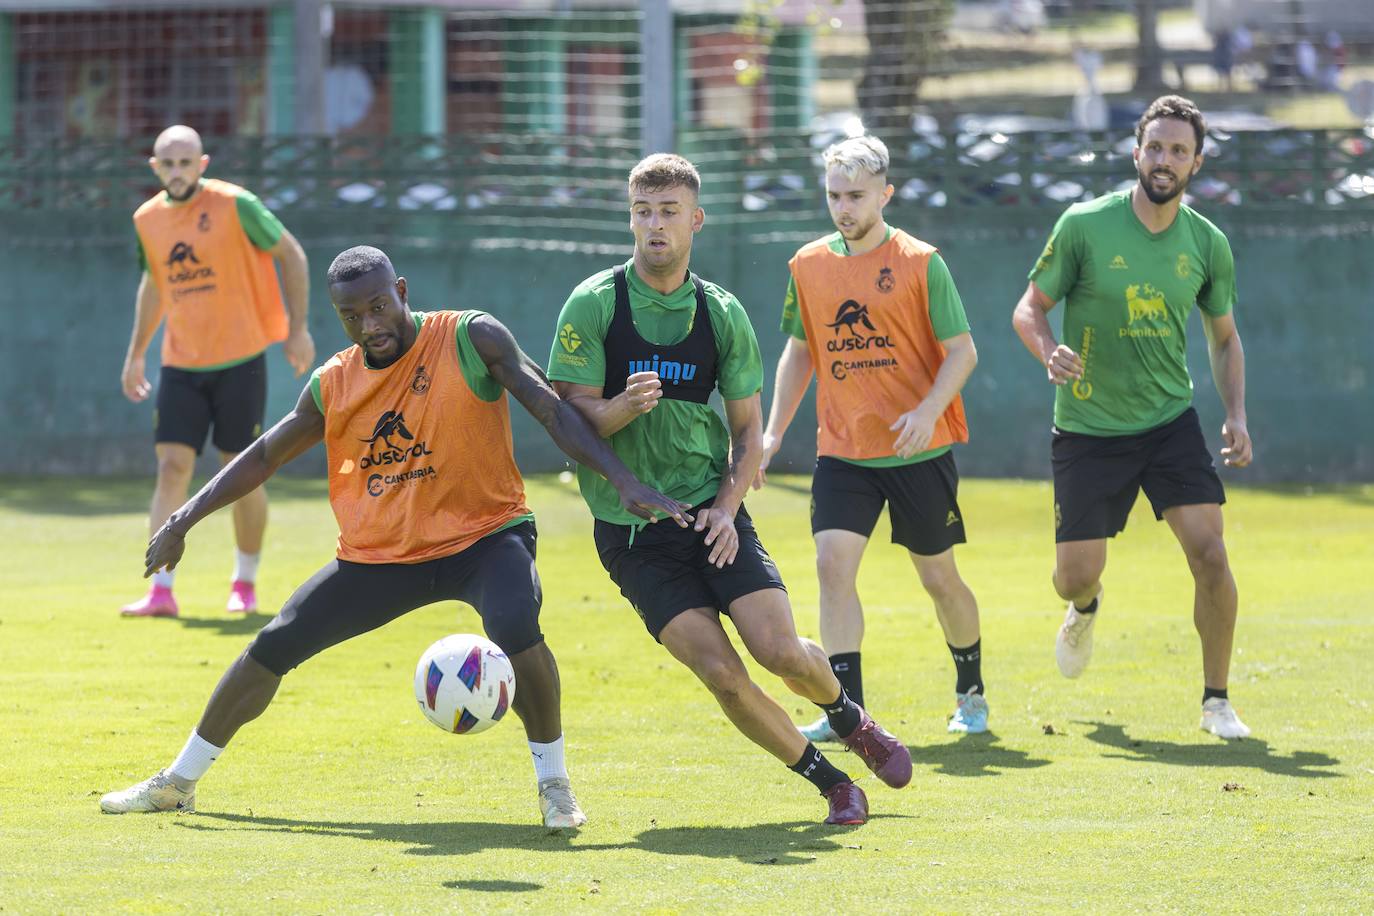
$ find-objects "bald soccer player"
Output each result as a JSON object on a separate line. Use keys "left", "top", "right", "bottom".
{"left": 120, "top": 125, "right": 314, "bottom": 618}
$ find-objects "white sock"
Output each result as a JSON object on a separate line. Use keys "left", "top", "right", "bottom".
{"left": 529, "top": 736, "right": 568, "bottom": 783}
{"left": 151, "top": 570, "right": 175, "bottom": 589}
{"left": 169, "top": 730, "right": 224, "bottom": 783}
{"left": 232, "top": 551, "right": 260, "bottom": 584}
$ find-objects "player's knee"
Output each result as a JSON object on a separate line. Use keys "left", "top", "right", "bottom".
{"left": 916, "top": 559, "right": 963, "bottom": 602}
{"left": 481, "top": 603, "right": 543, "bottom": 658}
{"left": 155, "top": 450, "right": 195, "bottom": 482}
{"left": 753, "top": 638, "right": 810, "bottom": 680}
{"left": 1053, "top": 564, "right": 1100, "bottom": 600}
{"left": 815, "top": 548, "right": 857, "bottom": 590}
{"left": 1185, "top": 537, "right": 1230, "bottom": 580}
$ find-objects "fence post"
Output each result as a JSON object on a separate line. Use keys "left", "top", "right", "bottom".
{"left": 640, "top": 0, "right": 673, "bottom": 155}
{"left": 294, "top": 0, "right": 327, "bottom": 135}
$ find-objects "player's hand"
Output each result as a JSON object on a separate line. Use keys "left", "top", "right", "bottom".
{"left": 284, "top": 328, "right": 315, "bottom": 377}
{"left": 1220, "top": 416, "right": 1253, "bottom": 468}
{"left": 144, "top": 520, "right": 187, "bottom": 577}
{"left": 617, "top": 482, "right": 692, "bottom": 527}
{"left": 1045, "top": 344, "right": 1083, "bottom": 385}
{"left": 694, "top": 507, "right": 740, "bottom": 568}
{"left": 890, "top": 405, "right": 938, "bottom": 458}
{"left": 121, "top": 356, "right": 152, "bottom": 402}
{"left": 619, "top": 371, "right": 662, "bottom": 417}
{"left": 752, "top": 431, "right": 782, "bottom": 490}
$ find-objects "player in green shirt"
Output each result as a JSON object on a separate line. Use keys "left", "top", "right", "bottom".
{"left": 1012, "top": 95, "right": 1254, "bottom": 739}
{"left": 549, "top": 154, "right": 913, "bottom": 826}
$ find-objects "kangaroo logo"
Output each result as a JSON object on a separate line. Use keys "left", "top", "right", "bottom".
{"left": 361, "top": 410, "right": 414, "bottom": 450}
{"left": 1125, "top": 283, "right": 1168, "bottom": 323}
{"left": 827, "top": 300, "right": 876, "bottom": 338}
{"left": 166, "top": 242, "right": 200, "bottom": 267}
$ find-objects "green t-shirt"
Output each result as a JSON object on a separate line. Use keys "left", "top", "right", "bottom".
{"left": 1028, "top": 190, "right": 1236, "bottom": 435}
{"left": 310, "top": 310, "right": 502, "bottom": 411}
{"left": 780, "top": 231, "right": 970, "bottom": 467}
{"left": 548, "top": 261, "right": 764, "bottom": 525}
{"left": 136, "top": 181, "right": 284, "bottom": 271}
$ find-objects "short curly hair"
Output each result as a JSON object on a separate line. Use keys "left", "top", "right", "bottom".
{"left": 1136, "top": 95, "right": 1207, "bottom": 154}
{"left": 327, "top": 245, "right": 394, "bottom": 286}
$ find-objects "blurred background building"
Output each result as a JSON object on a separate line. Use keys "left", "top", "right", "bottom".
{"left": 1, "top": 0, "right": 1370, "bottom": 479}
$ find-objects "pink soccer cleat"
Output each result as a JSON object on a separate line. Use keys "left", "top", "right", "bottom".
{"left": 120, "top": 585, "right": 179, "bottom": 618}
{"left": 840, "top": 709, "right": 913, "bottom": 789}
{"left": 226, "top": 580, "right": 258, "bottom": 615}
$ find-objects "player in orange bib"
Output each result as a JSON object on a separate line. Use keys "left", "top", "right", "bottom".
{"left": 100, "top": 246, "right": 688, "bottom": 828}
{"left": 754, "top": 135, "right": 989, "bottom": 738}
{"left": 119, "top": 125, "right": 315, "bottom": 619}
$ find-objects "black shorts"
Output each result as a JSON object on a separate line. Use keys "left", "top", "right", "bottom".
{"left": 155, "top": 353, "right": 267, "bottom": 455}
{"left": 1052, "top": 407, "right": 1226, "bottom": 543}
{"left": 248, "top": 522, "right": 543, "bottom": 676}
{"left": 810, "top": 452, "right": 967, "bottom": 556}
{"left": 593, "top": 498, "right": 786, "bottom": 642}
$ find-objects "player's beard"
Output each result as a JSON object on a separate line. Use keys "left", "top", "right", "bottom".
{"left": 164, "top": 179, "right": 198, "bottom": 202}
{"left": 836, "top": 212, "right": 879, "bottom": 242}
{"left": 1137, "top": 161, "right": 1192, "bottom": 205}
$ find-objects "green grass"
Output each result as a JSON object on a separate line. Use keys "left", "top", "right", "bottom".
{"left": 1, "top": 475, "right": 1371, "bottom": 912}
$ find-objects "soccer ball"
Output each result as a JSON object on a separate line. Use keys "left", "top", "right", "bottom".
{"left": 413, "top": 634, "right": 515, "bottom": 735}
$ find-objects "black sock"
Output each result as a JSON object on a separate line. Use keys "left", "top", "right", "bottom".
{"left": 789, "top": 742, "right": 850, "bottom": 793}
{"left": 948, "top": 639, "right": 983, "bottom": 696}
{"left": 828, "top": 652, "right": 863, "bottom": 709}
{"left": 1075, "top": 597, "right": 1098, "bottom": 615}
{"left": 816, "top": 687, "right": 862, "bottom": 738}
{"left": 1203, "top": 687, "right": 1228, "bottom": 704}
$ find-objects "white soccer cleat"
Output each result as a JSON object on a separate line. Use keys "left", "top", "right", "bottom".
{"left": 99, "top": 769, "right": 195, "bottom": 814}
{"left": 538, "top": 777, "right": 587, "bottom": 829}
{"left": 1056, "top": 588, "right": 1101, "bottom": 679}
{"left": 1200, "top": 697, "right": 1251, "bottom": 739}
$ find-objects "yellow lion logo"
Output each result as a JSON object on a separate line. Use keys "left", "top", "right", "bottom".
{"left": 1125, "top": 283, "right": 1168, "bottom": 323}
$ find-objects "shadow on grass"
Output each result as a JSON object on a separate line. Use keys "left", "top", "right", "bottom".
{"left": 906, "top": 731, "right": 1052, "bottom": 777}
{"left": 1079, "top": 721, "right": 1342, "bottom": 778}
{"left": 181, "top": 811, "right": 908, "bottom": 864}
{"left": 174, "top": 613, "right": 272, "bottom": 637}
{"left": 444, "top": 879, "right": 542, "bottom": 893}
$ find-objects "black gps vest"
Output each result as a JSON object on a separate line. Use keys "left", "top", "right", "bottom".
{"left": 601, "top": 264, "right": 718, "bottom": 404}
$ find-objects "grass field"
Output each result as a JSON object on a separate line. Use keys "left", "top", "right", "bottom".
{"left": 1, "top": 474, "right": 1371, "bottom": 913}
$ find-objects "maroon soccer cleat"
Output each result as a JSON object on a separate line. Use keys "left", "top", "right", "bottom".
{"left": 822, "top": 780, "right": 868, "bottom": 825}
{"left": 841, "top": 709, "right": 913, "bottom": 789}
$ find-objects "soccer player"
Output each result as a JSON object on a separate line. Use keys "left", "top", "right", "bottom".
{"left": 753, "top": 135, "right": 987, "bottom": 740}
{"left": 548, "top": 154, "right": 912, "bottom": 826}
{"left": 1011, "top": 95, "right": 1254, "bottom": 738}
{"left": 101, "top": 246, "right": 690, "bottom": 827}
{"left": 120, "top": 125, "right": 314, "bottom": 618}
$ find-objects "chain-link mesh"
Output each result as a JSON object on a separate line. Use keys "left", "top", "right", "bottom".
{"left": 1, "top": 1, "right": 1371, "bottom": 233}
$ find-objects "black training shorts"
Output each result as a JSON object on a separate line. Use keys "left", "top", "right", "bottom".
{"left": 592, "top": 498, "right": 785, "bottom": 642}
{"left": 155, "top": 353, "right": 267, "bottom": 455}
{"left": 248, "top": 522, "right": 543, "bottom": 676}
{"left": 810, "top": 452, "right": 967, "bottom": 556}
{"left": 1052, "top": 407, "right": 1226, "bottom": 543}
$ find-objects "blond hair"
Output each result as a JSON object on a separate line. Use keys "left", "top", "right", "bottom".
{"left": 823, "top": 135, "right": 889, "bottom": 181}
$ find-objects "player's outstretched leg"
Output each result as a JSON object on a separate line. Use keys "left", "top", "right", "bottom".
{"left": 507, "top": 640, "right": 586, "bottom": 828}
{"left": 101, "top": 649, "right": 280, "bottom": 813}
{"left": 659, "top": 607, "right": 869, "bottom": 824}
{"left": 731, "top": 590, "right": 912, "bottom": 790}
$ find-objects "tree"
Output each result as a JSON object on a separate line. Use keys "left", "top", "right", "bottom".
{"left": 1133, "top": 0, "right": 1166, "bottom": 93}
{"left": 856, "top": 0, "right": 952, "bottom": 134}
